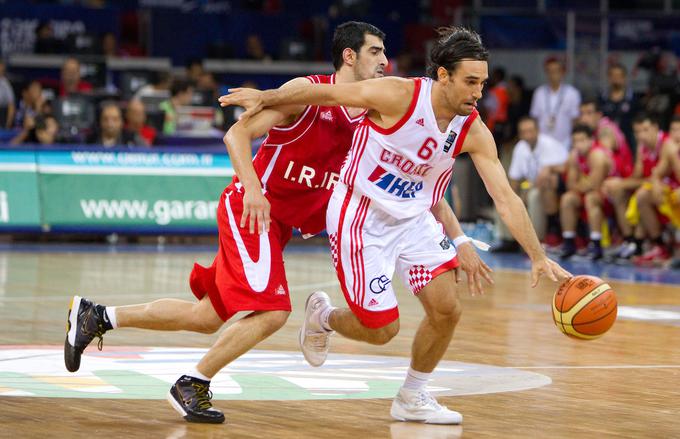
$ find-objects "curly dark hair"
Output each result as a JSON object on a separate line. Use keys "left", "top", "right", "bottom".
{"left": 427, "top": 26, "right": 489, "bottom": 79}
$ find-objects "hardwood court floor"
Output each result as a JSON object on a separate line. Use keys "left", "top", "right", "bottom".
{"left": 0, "top": 245, "right": 679, "bottom": 438}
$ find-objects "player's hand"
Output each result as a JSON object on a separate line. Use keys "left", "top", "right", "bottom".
{"left": 218, "top": 88, "right": 264, "bottom": 121}
{"left": 530, "top": 256, "right": 572, "bottom": 287}
{"left": 241, "top": 190, "right": 271, "bottom": 234}
{"left": 455, "top": 241, "right": 494, "bottom": 296}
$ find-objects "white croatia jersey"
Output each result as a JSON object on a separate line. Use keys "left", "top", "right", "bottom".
{"left": 339, "top": 77, "right": 479, "bottom": 219}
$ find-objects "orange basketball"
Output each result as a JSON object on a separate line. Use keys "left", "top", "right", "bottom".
{"left": 552, "top": 275, "right": 617, "bottom": 340}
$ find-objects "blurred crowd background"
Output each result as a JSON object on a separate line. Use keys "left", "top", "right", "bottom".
{"left": 1, "top": 0, "right": 679, "bottom": 267}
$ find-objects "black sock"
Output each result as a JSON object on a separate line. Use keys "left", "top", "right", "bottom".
{"left": 634, "top": 238, "right": 643, "bottom": 255}
{"left": 547, "top": 214, "right": 560, "bottom": 234}
{"left": 652, "top": 236, "right": 664, "bottom": 247}
{"left": 623, "top": 235, "right": 633, "bottom": 243}
{"left": 591, "top": 239, "right": 601, "bottom": 249}
{"left": 97, "top": 305, "right": 114, "bottom": 331}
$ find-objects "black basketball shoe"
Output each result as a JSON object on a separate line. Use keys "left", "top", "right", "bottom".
{"left": 167, "top": 375, "right": 225, "bottom": 423}
{"left": 64, "top": 295, "right": 110, "bottom": 372}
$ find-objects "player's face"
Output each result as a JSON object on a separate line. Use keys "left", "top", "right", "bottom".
{"left": 572, "top": 132, "right": 592, "bottom": 154}
{"left": 353, "top": 34, "right": 387, "bottom": 81}
{"left": 669, "top": 121, "right": 680, "bottom": 144}
{"left": 579, "top": 104, "right": 599, "bottom": 129}
{"left": 445, "top": 60, "right": 488, "bottom": 116}
{"left": 633, "top": 120, "right": 659, "bottom": 149}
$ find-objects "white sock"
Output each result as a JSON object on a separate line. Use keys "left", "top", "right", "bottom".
{"left": 562, "top": 231, "right": 576, "bottom": 239}
{"left": 320, "top": 306, "right": 336, "bottom": 332}
{"left": 590, "top": 231, "right": 602, "bottom": 240}
{"left": 186, "top": 366, "right": 212, "bottom": 382}
{"left": 105, "top": 307, "right": 118, "bottom": 329}
{"left": 403, "top": 367, "right": 431, "bottom": 391}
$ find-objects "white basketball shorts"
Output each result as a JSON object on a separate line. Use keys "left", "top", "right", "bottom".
{"left": 326, "top": 183, "right": 459, "bottom": 328}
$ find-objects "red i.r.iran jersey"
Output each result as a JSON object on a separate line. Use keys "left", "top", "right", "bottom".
{"left": 640, "top": 131, "right": 669, "bottom": 178}
{"left": 231, "top": 74, "right": 365, "bottom": 235}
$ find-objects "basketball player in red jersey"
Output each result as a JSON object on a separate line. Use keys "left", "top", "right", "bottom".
{"left": 63, "top": 22, "right": 491, "bottom": 424}
{"left": 221, "top": 26, "right": 571, "bottom": 424}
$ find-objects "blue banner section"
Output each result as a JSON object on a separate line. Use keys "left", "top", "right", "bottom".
{"left": 0, "top": 3, "right": 118, "bottom": 56}
{"left": 480, "top": 15, "right": 567, "bottom": 50}
{"left": 0, "top": 150, "right": 37, "bottom": 165}
{"left": 35, "top": 150, "right": 232, "bottom": 174}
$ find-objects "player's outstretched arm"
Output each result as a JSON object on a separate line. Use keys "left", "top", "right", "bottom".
{"left": 431, "top": 198, "right": 493, "bottom": 296}
{"left": 220, "top": 77, "right": 410, "bottom": 121}
{"left": 224, "top": 103, "right": 303, "bottom": 234}
{"left": 462, "top": 119, "right": 572, "bottom": 287}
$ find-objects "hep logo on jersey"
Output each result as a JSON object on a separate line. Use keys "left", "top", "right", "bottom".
{"left": 367, "top": 165, "right": 423, "bottom": 199}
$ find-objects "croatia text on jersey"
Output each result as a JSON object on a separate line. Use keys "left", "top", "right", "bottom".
{"left": 367, "top": 165, "right": 424, "bottom": 199}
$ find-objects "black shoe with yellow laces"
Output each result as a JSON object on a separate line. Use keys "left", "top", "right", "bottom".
{"left": 167, "top": 375, "right": 225, "bottom": 424}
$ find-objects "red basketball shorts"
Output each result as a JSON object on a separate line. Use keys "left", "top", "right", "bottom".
{"left": 189, "top": 189, "right": 292, "bottom": 321}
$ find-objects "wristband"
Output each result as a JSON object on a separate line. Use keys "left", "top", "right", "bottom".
{"left": 452, "top": 235, "right": 491, "bottom": 252}
{"left": 452, "top": 235, "right": 471, "bottom": 248}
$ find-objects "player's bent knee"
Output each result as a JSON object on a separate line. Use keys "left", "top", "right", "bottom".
{"left": 429, "top": 300, "right": 463, "bottom": 329}
{"left": 636, "top": 188, "right": 652, "bottom": 205}
{"left": 197, "top": 316, "right": 224, "bottom": 334}
{"left": 260, "top": 310, "right": 290, "bottom": 334}
{"left": 363, "top": 319, "right": 400, "bottom": 345}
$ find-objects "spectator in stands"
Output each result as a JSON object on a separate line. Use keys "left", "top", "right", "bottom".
{"left": 0, "top": 60, "right": 15, "bottom": 128}
{"left": 579, "top": 98, "right": 633, "bottom": 178}
{"left": 389, "top": 52, "right": 415, "bottom": 77}
{"left": 637, "top": 50, "right": 680, "bottom": 130}
{"left": 505, "top": 75, "right": 531, "bottom": 142}
{"left": 627, "top": 116, "right": 680, "bottom": 266}
{"left": 530, "top": 56, "right": 581, "bottom": 148}
{"left": 34, "top": 21, "right": 63, "bottom": 54}
{"left": 133, "top": 71, "right": 172, "bottom": 100}
{"left": 125, "top": 99, "right": 156, "bottom": 146}
{"left": 196, "top": 72, "right": 219, "bottom": 104}
{"left": 599, "top": 63, "right": 638, "bottom": 153}
{"left": 244, "top": 34, "right": 272, "bottom": 61}
{"left": 492, "top": 116, "right": 568, "bottom": 252}
{"left": 603, "top": 113, "right": 668, "bottom": 260}
{"left": 560, "top": 125, "right": 616, "bottom": 260}
{"left": 13, "top": 80, "right": 45, "bottom": 129}
{"left": 482, "top": 67, "right": 509, "bottom": 139}
{"left": 89, "top": 102, "right": 143, "bottom": 147}
{"left": 159, "top": 79, "right": 194, "bottom": 135}
{"left": 11, "top": 114, "right": 59, "bottom": 146}
{"left": 60, "top": 57, "right": 93, "bottom": 96}
{"left": 186, "top": 59, "right": 205, "bottom": 84}
{"left": 100, "top": 32, "right": 126, "bottom": 57}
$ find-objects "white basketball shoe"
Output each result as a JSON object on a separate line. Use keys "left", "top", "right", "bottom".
{"left": 299, "top": 291, "right": 333, "bottom": 367}
{"left": 391, "top": 387, "right": 463, "bottom": 424}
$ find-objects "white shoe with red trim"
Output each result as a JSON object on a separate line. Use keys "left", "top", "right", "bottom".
{"left": 299, "top": 291, "right": 333, "bottom": 367}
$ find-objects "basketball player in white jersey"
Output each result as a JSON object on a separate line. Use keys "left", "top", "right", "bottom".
{"left": 220, "top": 27, "right": 571, "bottom": 424}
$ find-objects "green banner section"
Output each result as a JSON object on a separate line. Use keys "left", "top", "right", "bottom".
{"left": 0, "top": 171, "right": 41, "bottom": 227}
{"left": 40, "top": 174, "right": 227, "bottom": 228}
{"left": 0, "top": 148, "right": 233, "bottom": 232}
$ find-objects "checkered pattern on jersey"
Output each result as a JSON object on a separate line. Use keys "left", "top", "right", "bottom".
{"left": 408, "top": 265, "right": 433, "bottom": 294}
{"left": 329, "top": 233, "right": 339, "bottom": 269}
